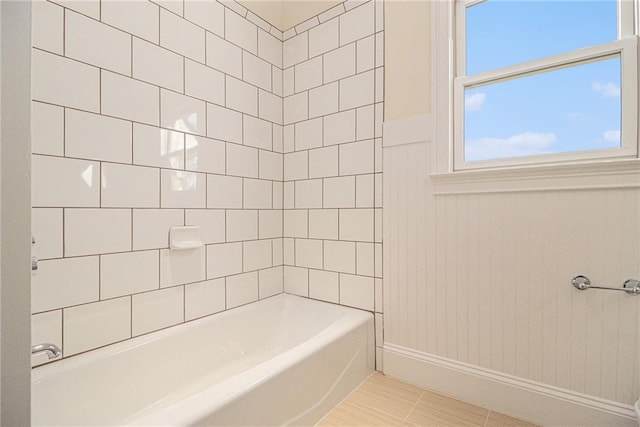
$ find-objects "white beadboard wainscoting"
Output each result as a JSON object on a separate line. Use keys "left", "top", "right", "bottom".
{"left": 382, "top": 115, "right": 640, "bottom": 426}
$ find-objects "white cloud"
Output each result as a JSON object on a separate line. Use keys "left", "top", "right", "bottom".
{"left": 465, "top": 92, "right": 486, "bottom": 112}
{"left": 465, "top": 132, "right": 557, "bottom": 162}
{"left": 602, "top": 130, "right": 620, "bottom": 145}
{"left": 591, "top": 81, "right": 620, "bottom": 98}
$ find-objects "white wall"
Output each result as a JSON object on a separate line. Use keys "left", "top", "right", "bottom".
{"left": 1, "top": 0, "right": 32, "bottom": 423}
{"left": 1, "top": 1, "right": 3, "bottom": 412}
{"left": 382, "top": 135, "right": 640, "bottom": 424}
{"left": 381, "top": 3, "right": 640, "bottom": 424}
{"left": 383, "top": 1, "right": 430, "bottom": 121}
{"left": 31, "top": 0, "right": 285, "bottom": 364}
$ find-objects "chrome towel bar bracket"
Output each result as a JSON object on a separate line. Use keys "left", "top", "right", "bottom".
{"left": 572, "top": 275, "right": 640, "bottom": 295}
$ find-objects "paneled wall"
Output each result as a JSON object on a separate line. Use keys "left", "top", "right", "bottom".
{"left": 384, "top": 139, "right": 640, "bottom": 409}
{"left": 279, "top": 0, "right": 385, "bottom": 361}
{"left": 31, "top": 0, "right": 286, "bottom": 364}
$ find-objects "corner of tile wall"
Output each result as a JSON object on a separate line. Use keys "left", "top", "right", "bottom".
{"left": 280, "top": 0, "right": 385, "bottom": 370}
{"left": 31, "top": 0, "right": 383, "bottom": 368}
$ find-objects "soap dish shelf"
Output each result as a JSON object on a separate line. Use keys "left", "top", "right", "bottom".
{"left": 169, "top": 226, "right": 203, "bottom": 251}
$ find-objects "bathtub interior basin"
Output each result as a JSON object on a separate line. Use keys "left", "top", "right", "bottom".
{"left": 32, "top": 294, "right": 374, "bottom": 426}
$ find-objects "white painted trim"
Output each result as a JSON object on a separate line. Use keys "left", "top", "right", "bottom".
{"left": 449, "top": 1, "right": 639, "bottom": 172}
{"left": 382, "top": 114, "right": 431, "bottom": 148}
{"left": 457, "top": 38, "right": 634, "bottom": 89}
{"left": 453, "top": 37, "right": 639, "bottom": 171}
{"left": 430, "top": 159, "right": 640, "bottom": 194}
{"left": 431, "top": 0, "right": 453, "bottom": 174}
{"left": 383, "top": 344, "right": 638, "bottom": 427}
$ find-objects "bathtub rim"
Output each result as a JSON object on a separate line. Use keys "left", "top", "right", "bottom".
{"left": 32, "top": 293, "right": 367, "bottom": 381}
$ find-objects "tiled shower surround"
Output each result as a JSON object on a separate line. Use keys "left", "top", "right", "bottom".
{"left": 31, "top": 0, "right": 384, "bottom": 366}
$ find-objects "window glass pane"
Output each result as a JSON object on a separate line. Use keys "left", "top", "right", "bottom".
{"left": 466, "top": 0, "right": 618, "bottom": 75}
{"left": 464, "top": 56, "right": 621, "bottom": 163}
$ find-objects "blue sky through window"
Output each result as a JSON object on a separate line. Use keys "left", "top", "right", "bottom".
{"left": 463, "top": 0, "right": 621, "bottom": 162}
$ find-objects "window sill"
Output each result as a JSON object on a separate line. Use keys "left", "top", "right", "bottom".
{"left": 429, "top": 159, "right": 640, "bottom": 195}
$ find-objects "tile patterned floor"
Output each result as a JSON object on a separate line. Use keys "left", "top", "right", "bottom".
{"left": 316, "top": 373, "right": 538, "bottom": 426}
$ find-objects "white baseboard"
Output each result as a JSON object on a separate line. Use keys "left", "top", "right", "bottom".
{"left": 383, "top": 344, "right": 637, "bottom": 427}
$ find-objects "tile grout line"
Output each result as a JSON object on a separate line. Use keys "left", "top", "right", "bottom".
{"left": 484, "top": 409, "right": 492, "bottom": 427}
{"left": 402, "top": 389, "right": 425, "bottom": 423}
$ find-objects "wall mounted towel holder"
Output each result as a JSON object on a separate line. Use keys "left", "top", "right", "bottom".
{"left": 572, "top": 275, "right": 640, "bottom": 295}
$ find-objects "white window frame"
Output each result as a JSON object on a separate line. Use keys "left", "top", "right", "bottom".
{"left": 432, "top": 0, "right": 640, "bottom": 174}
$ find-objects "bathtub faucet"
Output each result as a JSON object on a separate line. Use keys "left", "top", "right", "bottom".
{"left": 31, "top": 343, "right": 62, "bottom": 360}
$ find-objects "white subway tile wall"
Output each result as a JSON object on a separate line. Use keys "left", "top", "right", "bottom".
{"left": 259, "top": 210, "right": 283, "bottom": 239}
{"left": 32, "top": 102, "right": 65, "bottom": 156}
{"left": 32, "top": 0, "right": 64, "bottom": 55}
{"left": 156, "top": 0, "right": 183, "bottom": 17}
{"left": 281, "top": 0, "right": 384, "bottom": 361}
{"left": 31, "top": 0, "right": 383, "bottom": 367}
{"left": 63, "top": 297, "right": 132, "bottom": 356}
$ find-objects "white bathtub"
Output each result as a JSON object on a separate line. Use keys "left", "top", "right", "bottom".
{"left": 32, "top": 294, "right": 374, "bottom": 426}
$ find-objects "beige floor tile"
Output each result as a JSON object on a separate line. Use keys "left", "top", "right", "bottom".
{"left": 486, "top": 411, "right": 539, "bottom": 426}
{"left": 316, "top": 373, "right": 535, "bottom": 427}
{"left": 316, "top": 399, "right": 406, "bottom": 426}
{"left": 346, "top": 373, "right": 424, "bottom": 419}
{"left": 405, "top": 390, "right": 489, "bottom": 426}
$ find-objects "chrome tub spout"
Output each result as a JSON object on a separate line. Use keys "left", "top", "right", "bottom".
{"left": 31, "top": 343, "right": 61, "bottom": 360}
